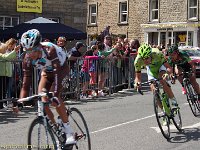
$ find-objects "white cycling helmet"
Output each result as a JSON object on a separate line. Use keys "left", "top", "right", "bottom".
{"left": 21, "top": 29, "right": 42, "bottom": 49}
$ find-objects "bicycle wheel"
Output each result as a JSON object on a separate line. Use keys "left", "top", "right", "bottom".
{"left": 27, "top": 117, "right": 57, "bottom": 150}
{"left": 68, "top": 107, "right": 91, "bottom": 150}
{"left": 171, "top": 107, "right": 182, "bottom": 131}
{"left": 153, "top": 94, "right": 170, "bottom": 139}
{"left": 185, "top": 83, "right": 200, "bottom": 116}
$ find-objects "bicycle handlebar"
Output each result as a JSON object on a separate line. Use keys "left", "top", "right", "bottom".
{"left": 136, "top": 78, "right": 161, "bottom": 95}
{"left": 17, "top": 92, "right": 54, "bottom": 102}
{"left": 172, "top": 71, "right": 194, "bottom": 78}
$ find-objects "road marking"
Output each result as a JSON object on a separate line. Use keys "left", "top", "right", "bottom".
{"left": 151, "top": 122, "right": 200, "bottom": 133}
{"left": 91, "top": 114, "right": 155, "bottom": 134}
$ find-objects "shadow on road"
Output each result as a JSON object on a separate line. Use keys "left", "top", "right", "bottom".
{"left": 169, "top": 128, "right": 200, "bottom": 143}
{"left": 0, "top": 107, "right": 36, "bottom": 125}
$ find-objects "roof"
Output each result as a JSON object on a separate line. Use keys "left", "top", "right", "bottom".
{"left": 25, "top": 17, "right": 57, "bottom": 24}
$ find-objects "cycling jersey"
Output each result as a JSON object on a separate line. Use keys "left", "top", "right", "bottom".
{"left": 168, "top": 51, "right": 192, "bottom": 72}
{"left": 20, "top": 42, "right": 69, "bottom": 99}
{"left": 168, "top": 51, "right": 191, "bottom": 66}
{"left": 134, "top": 48, "right": 166, "bottom": 78}
{"left": 41, "top": 42, "right": 67, "bottom": 66}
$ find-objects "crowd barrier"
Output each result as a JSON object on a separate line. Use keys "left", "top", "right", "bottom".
{"left": 0, "top": 57, "right": 135, "bottom": 106}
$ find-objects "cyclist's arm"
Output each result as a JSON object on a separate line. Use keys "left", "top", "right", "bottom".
{"left": 163, "top": 61, "right": 173, "bottom": 74}
{"left": 134, "top": 55, "right": 143, "bottom": 84}
{"left": 19, "top": 55, "right": 33, "bottom": 98}
{"left": 189, "top": 60, "right": 196, "bottom": 74}
{"left": 135, "top": 72, "right": 142, "bottom": 84}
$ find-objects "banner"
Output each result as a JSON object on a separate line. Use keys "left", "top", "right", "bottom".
{"left": 17, "top": 0, "right": 42, "bottom": 13}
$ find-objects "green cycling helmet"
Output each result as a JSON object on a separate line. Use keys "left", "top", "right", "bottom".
{"left": 138, "top": 44, "right": 152, "bottom": 58}
{"left": 168, "top": 45, "right": 179, "bottom": 54}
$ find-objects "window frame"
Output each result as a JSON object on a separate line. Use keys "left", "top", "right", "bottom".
{"left": 149, "top": 0, "right": 159, "bottom": 22}
{"left": 88, "top": 3, "right": 97, "bottom": 25}
{"left": 188, "top": 0, "right": 198, "bottom": 21}
{"left": 118, "top": 0, "right": 128, "bottom": 24}
{"left": 0, "top": 16, "right": 20, "bottom": 30}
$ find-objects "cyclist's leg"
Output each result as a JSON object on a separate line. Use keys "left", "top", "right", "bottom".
{"left": 189, "top": 74, "right": 200, "bottom": 95}
{"left": 146, "top": 66, "right": 162, "bottom": 108}
{"left": 38, "top": 71, "right": 56, "bottom": 124}
{"left": 175, "top": 66, "right": 185, "bottom": 88}
{"left": 159, "top": 66, "right": 178, "bottom": 106}
{"left": 159, "top": 71, "right": 175, "bottom": 99}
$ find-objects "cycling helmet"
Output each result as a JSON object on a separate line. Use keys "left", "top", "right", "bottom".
{"left": 138, "top": 44, "right": 152, "bottom": 58}
{"left": 168, "top": 45, "right": 179, "bottom": 54}
{"left": 21, "top": 29, "right": 42, "bottom": 49}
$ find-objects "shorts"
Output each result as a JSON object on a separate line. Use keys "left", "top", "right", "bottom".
{"left": 146, "top": 65, "right": 167, "bottom": 81}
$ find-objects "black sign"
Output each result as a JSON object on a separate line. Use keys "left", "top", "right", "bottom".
{"left": 157, "top": 28, "right": 173, "bottom": 31}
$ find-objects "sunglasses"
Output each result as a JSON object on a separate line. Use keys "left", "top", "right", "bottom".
{"left": 25, "top": 46, "right": 40, "bottom": 53}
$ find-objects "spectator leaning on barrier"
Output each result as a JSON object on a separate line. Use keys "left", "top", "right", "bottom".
{"left": 80, "top": 48, "right": 101, "bottom": 100}
{"left": 68, "top": 42, "right": 86, "bottom": 70}
{"left": 97, "top": 41, "right": 120, "bottom": 96}
{"left": 110, "top": 42, "right": 124, "bottom": 88}
{"left": 0, "top": 42, "right": 20, "bottom": 109}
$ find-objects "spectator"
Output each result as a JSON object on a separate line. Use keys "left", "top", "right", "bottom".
{"left": 104, "top": 35, "right": 112, "bottom": 51}
{"left": 80, "top": 48, "right": 100, "bottom": 100}
{"left": 0, "top": 41, "right": 20, "bottom": 109}
{"left": 57, "top": 36, "right": 67, "bottom": 51}
{"left": 102, "top": 26, "right": 110, "bottom": 39}
{"left": 97, "top": 42, "right": 119, "bottom": 96}
{"left": 68, "top": 42, "right": 86, "bottom": 70}
{"left": 110, "top": 42, "right": 124, "bottom": 88}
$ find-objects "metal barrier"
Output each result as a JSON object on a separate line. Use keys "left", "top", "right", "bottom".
{"left": 0, "top": 56, "right": 135, "bottom": 105}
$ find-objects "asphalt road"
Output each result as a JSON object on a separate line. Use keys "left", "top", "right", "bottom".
{"left": 0, "top": 78, "right": 200, "bottom": 150}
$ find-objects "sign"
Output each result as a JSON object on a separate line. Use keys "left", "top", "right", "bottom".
{"left": 157, "top": 28, "right": 173, "bottom": 31}
{"left": 17, "top": 0, "right": 42, "bottom": 13}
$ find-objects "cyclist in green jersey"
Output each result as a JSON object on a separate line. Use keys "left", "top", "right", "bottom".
{"left": 167, "top": 45, "right": 200, "bottom": 101}
{"left": 134, "top": 44, "right": 178, "bottom": 107}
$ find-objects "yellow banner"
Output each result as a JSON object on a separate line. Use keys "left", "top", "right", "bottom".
{"left": 17, "top": 0, "right": 42, "bottom": 13}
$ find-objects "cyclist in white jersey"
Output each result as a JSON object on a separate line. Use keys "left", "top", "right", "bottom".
{"left": 18, "top": 29, "right": 75, "bottom": 145}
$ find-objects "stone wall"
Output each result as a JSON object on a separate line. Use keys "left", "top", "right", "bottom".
{"left": 87, "top": 0, "right": 200, "bottom": 45}
{"left": 0, "top": 0, "right": 87, "bottom": 32}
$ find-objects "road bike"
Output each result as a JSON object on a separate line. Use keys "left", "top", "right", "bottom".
{"left": 138, "top": 79, "right": 182, "bottom": 139}
{"left": 17, "top": 90, "right": 91, "bottom": 150}
{"left": 173, "top": 71, "right": 200, "bottom": 116}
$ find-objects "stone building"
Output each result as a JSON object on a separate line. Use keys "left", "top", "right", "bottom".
{"left": 87, "top": 0, "right": 200, "bottom": 47}
{"left": 0, "top": 0, "right": 87, "bottom": 41}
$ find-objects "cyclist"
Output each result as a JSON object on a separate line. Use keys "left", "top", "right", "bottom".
{"left": 167, "top": 45, "right": 200, "bottom": 101}
{"left": 18, "top": 29, "right": 76, "bottom": 145}
{"left": 134, "top": 44, "right": 178, "bottom": 108}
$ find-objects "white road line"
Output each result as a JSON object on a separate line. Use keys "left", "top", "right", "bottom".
{"left": 90, "top": 114, "right": 155, "bottom": 134}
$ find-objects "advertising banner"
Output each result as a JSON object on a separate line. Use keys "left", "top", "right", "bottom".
{"left": 17, "top": 0, "right": 42, "bottom": 13}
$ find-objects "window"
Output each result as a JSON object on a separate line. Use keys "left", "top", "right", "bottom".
{"left": 149, "top": 0, "right": 159, "bottom": 22}
{"left": 88, "top": 4, "right": 97, "bottom": 25}
{"left": 0, "top": 16, "right": 19, "bottom": 30}
{"left": 188, "top": 0, "right": 198, "bottom": 20}
{"left": 119, "top": 1, "right": 128, "bottom": 23}
{"left": 48, "top": 18, "right": 60, "bottom": 23}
